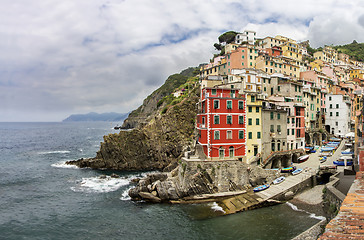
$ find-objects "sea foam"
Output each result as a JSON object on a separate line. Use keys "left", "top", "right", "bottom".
{"left": 210, "top": 202, "right": 225, "bottom": 213}
{"left": 286, "top": 202, "right": 325, "bottom": 221}
{"left": 71, "top": 176, "right": 130, "bottom": 193}
{"left": 38, "top": 150, "right": 71, "bottom": 155}
{"left": 51, "top": 161, "right": 79, "bottom": 169}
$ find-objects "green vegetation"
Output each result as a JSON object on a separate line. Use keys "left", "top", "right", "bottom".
{"left": 160, "top": 76, "right": 199, "bottom": 114}
{"left": 218, "top": 31, "right": 238, "bottom": 44}
{"left": 334, "top": 40, "right": 364, "bottom": 61}
{"left": 213, "top": 31, "right": 239, "bottom": 56}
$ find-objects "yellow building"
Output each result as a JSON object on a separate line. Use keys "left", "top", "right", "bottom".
{"left": 255, "top": 55, "right": 300, "bottom": 78}
{"left": 281, "top": 41, "right": 302, "bottom": 61}
{"left": 349, "top": 68, "right": 364, "bottom": 79}
{"left": 313, "top": 46, "right": 338, "bottom": 64}
{"left": 245, "top": 93, "right": 263, "bottom": 164}
{"left": 310, "top": 59, "right": 325, "bottom": 72}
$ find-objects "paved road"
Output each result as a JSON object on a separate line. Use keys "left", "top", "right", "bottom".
{"left": 296, "top": 139, "right": 349, "bottom": 172}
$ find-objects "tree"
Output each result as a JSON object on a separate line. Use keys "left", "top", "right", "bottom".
{"left": 218, "top": 31, "right": 238, "bottom": 44}
{"left": 213, "top": 43, "right": 222, "bottom": 51}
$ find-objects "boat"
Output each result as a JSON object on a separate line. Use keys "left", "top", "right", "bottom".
{"left": 298, "top": 155, "right": 309, "bottom": 162}
{"left": 273, "top": 176, "right": 285, "bottom": 185}
{"left": 253, "top": 184, "right": 270, "bottom": 192}
{"left": 281, "top": 166, "right": 296, "bottom": 173}
{"left": 333, "top": 160, "right": 353, "bottom": 166}
{"left": 319, "top": 156, "right": 327, "bottom": 163}
{"left": 292, "top": 168, "right": 303, "bottom": 175}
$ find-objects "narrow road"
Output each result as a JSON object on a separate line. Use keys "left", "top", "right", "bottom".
{"left": 296, "top": 139, "right": 348, "bottom": 172}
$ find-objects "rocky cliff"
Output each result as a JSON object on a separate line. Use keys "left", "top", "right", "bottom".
{"left": 67, "top": 75, "right": 200, "bottom": 171}
{"left": 129, "top": 159, "right": 280, "bottom": 202}
{"left": 122, "top": 67, "right": 198, "bottom": 129}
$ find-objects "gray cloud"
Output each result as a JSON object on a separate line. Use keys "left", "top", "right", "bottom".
{"left": 1, "top": 0, "right": 364, "bottom": 121}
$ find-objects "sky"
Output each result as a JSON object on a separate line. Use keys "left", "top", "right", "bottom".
{"left": 2, "top": 0, "right": 364, "bottom": 122}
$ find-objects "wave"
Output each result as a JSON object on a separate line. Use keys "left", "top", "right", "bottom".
{"left": 38, "top": 150, "right": 70, "bottom": 155}
{"left": 120, "top": 187, "right": 132, "bottom": 201}
{"left": 71, "top": 176, "right": 130, "bottom": 193}
{"left": 286, "top": 202, "right": 325, "bottom": 221}
{"left": 51, "top": 161, "right": 79, "bottom": 169}
{"left": 209, "top": 202, "right": 225, "bottom": 213}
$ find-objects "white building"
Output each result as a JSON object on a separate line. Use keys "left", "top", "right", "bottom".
{"left": 325, "top": 94, "right": 351, "bottom": 137}
{"left": 235, "top": 30, "right": 256, "bottom": 45}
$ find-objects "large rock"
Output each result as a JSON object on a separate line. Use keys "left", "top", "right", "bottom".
{"left": 66, "top": 86, "right": 199, "bottom": 171}
{"left": 138, "top": 192, "right": 161, "bottom": 203}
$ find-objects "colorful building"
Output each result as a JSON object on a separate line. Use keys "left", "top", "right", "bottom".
{"left": 196, "top": 87, "right": 247, "bottom": 160}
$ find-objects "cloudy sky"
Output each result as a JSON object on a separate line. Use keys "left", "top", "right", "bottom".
{"left": 2, "top": 0, "right": 364, "bottom": 122}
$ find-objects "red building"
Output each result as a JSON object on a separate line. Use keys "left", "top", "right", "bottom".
{"left": 196, "top": 87, "right": 247, "bottom": 160}
{"left": 295, "top": 105, "right": 306, "bottom": 148}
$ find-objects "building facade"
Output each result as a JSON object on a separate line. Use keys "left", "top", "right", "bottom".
{"left": 197, "top": 87, "right": 247, "bottom": 160}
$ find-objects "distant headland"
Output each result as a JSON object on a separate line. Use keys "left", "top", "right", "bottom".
{"left": 62, "top": 112, "right": 129, "bottom": 122}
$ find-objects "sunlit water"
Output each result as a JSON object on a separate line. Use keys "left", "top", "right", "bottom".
{"left": 0, "top": 122, "right": 320, "bottom": 240}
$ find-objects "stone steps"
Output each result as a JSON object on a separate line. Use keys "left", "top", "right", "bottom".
{"left": 218, "top": 170, "right": 315, "bottom": 215}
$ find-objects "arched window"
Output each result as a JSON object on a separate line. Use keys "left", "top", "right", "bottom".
{"left": 219, "top": 147, "right": 224, "bottom": 159}
{"left": 229, "top": 146, "right": 234, "bottom": 158}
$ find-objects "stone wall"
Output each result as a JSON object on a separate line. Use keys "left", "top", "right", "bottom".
{"left": 322, "top": 173, "right": 346, "bottom": 220}
{"left": 178, "top": 158, "right": 279, "bottom": 192}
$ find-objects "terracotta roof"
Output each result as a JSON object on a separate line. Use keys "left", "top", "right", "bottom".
{"left": 319, "top": 172, "right": 364, "bottom": 239}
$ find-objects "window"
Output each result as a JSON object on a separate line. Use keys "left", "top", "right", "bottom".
{"left": 211, "top": 89, "right": 217, "bottom": 95}
{"left": 248, "top": 118, "right": 252, "bottom": 125}
{"left": 239, "top": 130, "right": 244, "bottom": 139}
{"left": 219, "top": 147, "right": 224, "bottom": 159}
{"left": 278, "top": 86, "right": 280, "bottom": 92}
{"left": 292, "top": 118, "right": 295, "bottom": 124}
{"left": 270, "top": 112, "right": 274, "bottom": 120}
{"left": 256, "top": 107, "right": 259, "bottom": 113}
{"left": 277, "top": 113, "right": 280, "bottom": 119}
{"left": 227, "top": 130, "right": 232, "bottom": 139}
{"left": 287, "top": 129, "right": 290, "bottom": 135}
{"left": 336, "top": 112, "right": 339, "bottom": 116}
{"left": 239, "top": 101, "right": 244, "bottom": 109}
{"left": 227, "top": 115, "right": 232, "bottom": 124}
{"left": 277, "top": 125, "right": 281, "bottom": 132}
{"left": 214, "top": 115, "right": 220, "bottom": 124}
{"left": 248, "top": 132, "right": 252, "bottom": 139}
{"left": 329, "top": 104, "right": 332, "bottom": 109}
{"left": 251, "top": 96, "right": 255, "bottom": 102}
{"left": 214, "top": 100, "right": 219, "bottom": 109}
{"left": 229, "top": 146, "right": 234, "bottom": 158}
{"left": 214, "top": 131, "right": 220, "bottom": 140}
{"left": 270, "top": 125, "right": 274, "bottom": 132}
{"left": 329, "top": 96, "right": 332, "bottom": 101}
{"left": 271, "top": 142, "right": 275, "bottom": 152}
{"left": 287, "top": 118, "right": 290, "bottom": 123}
{"left": 292, "top": 129, "right": 294, "bottom": 135}
{"left": 248, "top": 106, "right": 252, "bottom": 112}
{"left": 202, "top": 117, "right": 205, "bottom": 125}
{"left": 239, "top": 116, "right": 244, "bottom": 124}
{"left": 257, "top": 132, "right": 261, "bottom": 139}
{"left": 227, "top": 100, "right": 232, "bottom": 109}
{"left": 336, "top": 121, "right": 338, "bottom": 126}
{"left": 256, "top": 118, "right": 260, "bottom": 125}
{"left": 336, "top": 104, "right": 339, "bottom": 108}
{"left": 330, "top": 112, "right": 333, "bottom": 116}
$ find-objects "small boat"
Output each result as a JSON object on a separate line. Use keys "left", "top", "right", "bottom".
{"left": 333, "top": 160, "right": 353, "bottom": 166}
{"left": 273, "top": 176, "right": 285, "bottom": 185}
{"left": 253, "top": 184, "right": 270, "bottom": 192}
{"left": 114, "top": 125, "right": 121, "bottom": 130}
{"left": 319, "top": 156, "right": 327, "bottom": 163}
{"left": 281, "top": 166, "right": 296, "bottom": 173}
{"left": 292, "top": 168, "right": 303, "bottom": 175}
{"left": 298, "top": 155, "right": 309, "bottom": 162}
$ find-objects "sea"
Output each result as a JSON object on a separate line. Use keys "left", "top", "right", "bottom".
{"left": 0, "top": 122, "right": 323, "bottom": 240}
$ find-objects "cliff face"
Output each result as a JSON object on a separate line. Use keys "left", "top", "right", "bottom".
{"left": 67, "top": 80, "right": 199, "bottom": 171}
{"left": 122, "top": 67, "right": 197, "bottom": 129}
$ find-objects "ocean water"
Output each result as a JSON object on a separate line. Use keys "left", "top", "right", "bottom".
{"left": 0, "top": 122, "right": 321, "bottom": 240}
